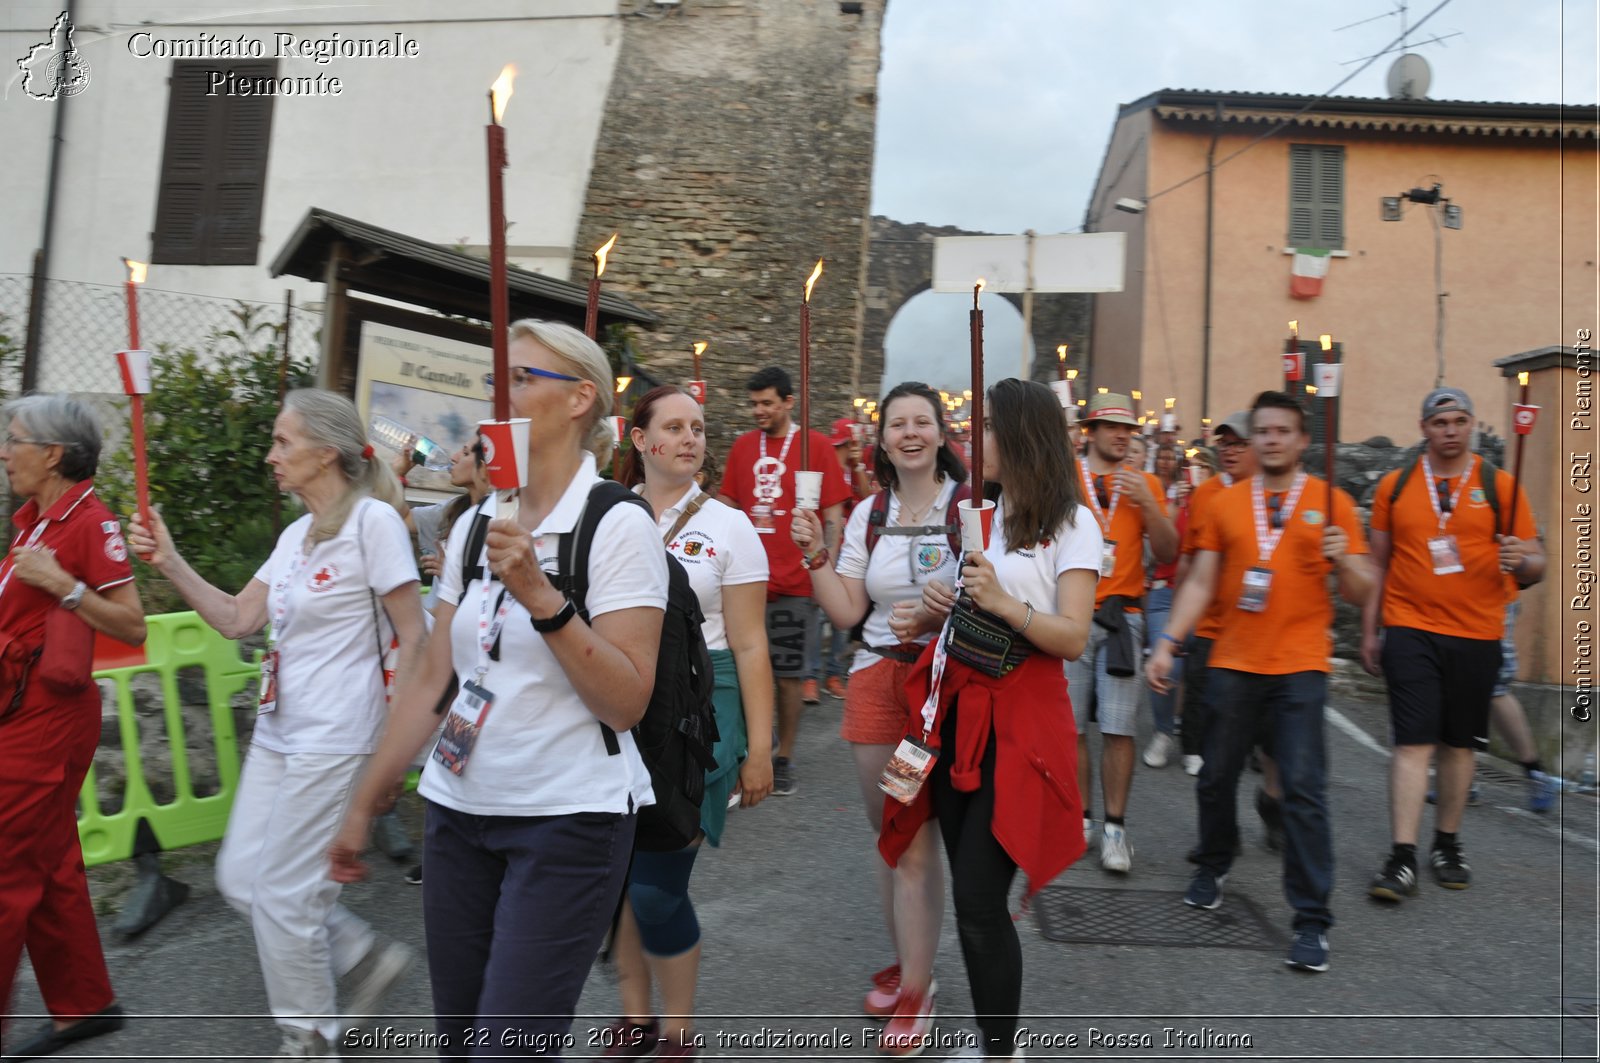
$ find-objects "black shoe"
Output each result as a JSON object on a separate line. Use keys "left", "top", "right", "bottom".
{"left": 1368, "top": 853, "right": 1419, "bottom": 902}
{"left": 1430, "top": 841, "right": 1472, "bottom": 889}
{"left": 404, "top": 862, "right": 423, "bottom": 885}
{"left": 1256, "top": 787, "right": 1285, "bottom": 853}
{"left": 1183, "top": 870, "right": 1226, "bottom": 910}
{"left": 7, "top": 1004, "right": 125, "bottom": 1060}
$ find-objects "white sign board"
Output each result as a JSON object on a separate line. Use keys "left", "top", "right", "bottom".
{"left": 932, "top": 232, "right": 1126, "bottom": 294}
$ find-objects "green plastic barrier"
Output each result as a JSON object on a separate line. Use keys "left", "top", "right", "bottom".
{"left": 78, "top": 612, "right": 258, "bottom": 868}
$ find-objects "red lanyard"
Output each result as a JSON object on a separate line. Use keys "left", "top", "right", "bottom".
{"left": 1421, "top": 454, "right": 1475, "bottom": 532}
{"left": 1080, "top": 459, "right": 1121, "bottom": 534}
{"left": 1250, "top": 473, "right": 1307, "bottom": 564}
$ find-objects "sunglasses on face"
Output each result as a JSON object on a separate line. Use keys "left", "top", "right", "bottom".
{"left": 481, "top": 365, "right": 582, "bottom": 395}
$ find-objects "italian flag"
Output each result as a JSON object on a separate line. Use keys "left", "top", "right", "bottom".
{"left": 1290, "top": 248, "right": 1331, "bottom": 299}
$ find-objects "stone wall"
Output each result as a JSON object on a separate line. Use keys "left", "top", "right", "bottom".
{"left": 572, "top": 0, "right": 886, "bottom": 454}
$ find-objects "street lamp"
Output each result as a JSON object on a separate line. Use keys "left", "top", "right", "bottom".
{"left": 1381, "top": 181, "right": 1461, "bottom": 386}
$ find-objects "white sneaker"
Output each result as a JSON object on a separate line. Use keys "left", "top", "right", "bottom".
{"left": 1182, "top": 754, "right": 1203, "bottom": 776}
{"left": 1099, "top": 823, "right": 1133, "bottom": 874}
{"left": 343, "top": 937, "right": 415, "bottom": 1031}
{"left": 279, "top": 1026, "right": 338, "bottom": 1057}
{"left": 1142, "top": 732, "right": 1174, "bottom": 768}
{"left": 1082, "top": 819, "right": 1097, "bottom": 846}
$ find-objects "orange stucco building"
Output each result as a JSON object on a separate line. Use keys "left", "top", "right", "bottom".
{"left": 1085, "top": 90, "right": 1598, "bottom": 445}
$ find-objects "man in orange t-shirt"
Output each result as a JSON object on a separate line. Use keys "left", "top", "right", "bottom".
{"left": 1068, "top": 393, "right": 1176, "bottom": 875}
{"left": 1360, "top": 387, "right": 1545, "bottom": 903}
{"left": 1149, "top": 391, "right": 1373, "bottom": 974}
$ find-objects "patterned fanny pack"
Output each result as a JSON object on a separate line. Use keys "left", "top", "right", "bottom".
{"left": 943, "top": 595, "right": 1032, "bottom": 678}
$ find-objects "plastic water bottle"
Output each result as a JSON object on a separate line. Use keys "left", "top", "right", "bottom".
{"left": 1580, "top": 753, "right": 1598, "bottom": 795}
{"left": 369, "top": 416, "right": 451, "bottom": 471}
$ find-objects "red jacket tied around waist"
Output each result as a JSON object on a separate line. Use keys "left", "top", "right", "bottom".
{"left": 878, "top": 647, "right": 1085, "bottom": 896}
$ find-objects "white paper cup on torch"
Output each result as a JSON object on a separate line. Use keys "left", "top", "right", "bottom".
{"left": 1311, "top": 363, "right": 1342, "bottom": 396}
{"left": 612, "top": 416, "right": 629, "bottom": 449}
{"left": 1050, "top": 379, "right": 1074, "bottom": 410}
{"left": 115, "top": 350, "right": 153, "bottom": 395}
{"left": 957, "top": 498, "right": 996, "bottom": 554}
{"left": 1160, "top": 412, "right": 1177, "bottom": 432}
{"left": 477, "top": 417, "right": 530, "bottom": 521}
{"left": 794, "top": 470, "right": 823, "bottom": 511}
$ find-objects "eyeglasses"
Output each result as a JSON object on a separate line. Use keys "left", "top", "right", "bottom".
{"left": 1217, "top": 438, "right": 1249, "bottom": 452}
{"left": 0, "top": 434, "right": 60, "bottom": 450}
{"left": 1267, "top": 493, "right": 1285, "bottom": 529}
{"left": 1435, "top": 478, "right": 1453, "bottom": 514}
{"left": 481, "top": 365, "right": 582, "bottom": 394}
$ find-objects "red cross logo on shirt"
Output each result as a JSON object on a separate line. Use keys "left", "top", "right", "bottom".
{"left": 306, "top": 562, "right": 340, "bottom": 593}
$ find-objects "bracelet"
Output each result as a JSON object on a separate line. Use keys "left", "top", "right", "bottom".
{"left": 805, "top": 548, "right": 831, "bottom": 571}
{"left": 1160, "top": 632, "right": 1183, "bottom": 647}
{"left": 1018, "top": 601, "right": 1034, "bottom": 633}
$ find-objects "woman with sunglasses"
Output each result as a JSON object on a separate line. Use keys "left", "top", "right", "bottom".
{"left": 592, "top": 385, "right": 773, "bottom": 1060}
{"left": 882, "top": 378, "right": 1101, "bottom": 1062}
{"left": 331, "top": 320, "right": 668, "bottom": 1059}
{"left": 130, "top": 389, "right": 426, "bottom": 1057}
{"left": 789, "top": 381, "right": 963, "bottom": 1054}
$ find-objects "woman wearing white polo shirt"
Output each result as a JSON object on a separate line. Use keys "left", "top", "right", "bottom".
{"left": 789, "top": 380, "right": 963, "bottom": 1055}
{"left": 883, "top": 378, "right": 1100, "bottom": 1062}
{"left": 129, "top": 389, "right": 427, "bottom": 1058}
{"left": 331, "top": 320, "right": 667, "bottom": 1060}
{"left": 582, "top": 384, "right": 773, "bottom": 1060}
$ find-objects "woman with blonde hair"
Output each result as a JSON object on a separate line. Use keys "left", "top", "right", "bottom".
{"left": 129, "top": 388, "right": 427, "bottom": 1057}
{"left": 331, "top": 320, "right": 669, "bottom": 1059}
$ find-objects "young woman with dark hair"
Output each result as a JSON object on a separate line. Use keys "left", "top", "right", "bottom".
{"left": 605, "top": 385, "right": 774, "bottom": 1060}
{"left": 882, "top": 377, "right": 1101, "bottom": 1061}
{"left": 790, "top": 381, "right": 965, "bottom": 1054}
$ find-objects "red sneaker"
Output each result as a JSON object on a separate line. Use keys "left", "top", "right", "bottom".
{"left": 864, "top": 963, "right": 901, "bottom": 1018}
{"left": 879, "top": 985, "right": 937, "bottom": 1056}
{"left": 825, "top": 675, "right": 847, "bottom": 699}
{"left": 802, "top": 679, "right": 821, "bottom": 704}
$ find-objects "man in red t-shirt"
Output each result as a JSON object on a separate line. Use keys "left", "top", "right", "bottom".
{"left": 1068, "top": 392, "right": 1177, "bottom": 874}
{"left": 1362, "top": 387, "right": 1545, "bottom": 902}
{"left": 717, "top": 366, "right": 850, "bottom": 795}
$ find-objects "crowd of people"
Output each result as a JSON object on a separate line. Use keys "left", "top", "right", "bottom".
{"left": 0, "top": 320, "right": 1550, "bottom": 1060}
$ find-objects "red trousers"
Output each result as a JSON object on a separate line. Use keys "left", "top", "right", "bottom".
{"left": 0, "top": 691, "right": 115, "bottom": 1023}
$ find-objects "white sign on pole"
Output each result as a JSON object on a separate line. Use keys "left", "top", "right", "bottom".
{"left": 932, "top": 232, "right": 1126, "bottom": 294}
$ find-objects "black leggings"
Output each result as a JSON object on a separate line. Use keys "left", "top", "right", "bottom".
{"left": 931, "top": 704, "right": 1019, "bottom": 1058}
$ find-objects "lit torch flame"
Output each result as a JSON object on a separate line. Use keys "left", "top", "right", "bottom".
{"left": 490, "top": 64, "right": 517, "bottom": 123}
{"left": 1131, "top": 389, "right": 1143, "bottom": 401}
{"left": 1288, "top": 320, "right": 1299, "bottom": 337}
{"left": 1518, "top": 371, "right": 1530, "bottom": 386}
{"left": 1186, "top": 447, "right": 1199, "bottom": 459}
{"left": 123, "top": 258, "right": 148, "bottom": 285}
{"left": 615, "top": 376, "right": 632, "bottom": 394}
{"left": 1057, "top": 344, "right": 1068, "bottom": 362}
{"left": 1319, "top": 334, "right": 1333, "bottom": 352}
{"left": 804, "top": 259, "right": 824, "bottom": 303}
{"left": 593, "top": 234, "right": 618, "bottom": 277}
{"left": 1067, "top": 369, "right": 1078, "bottom": 381}
{"left": 973, "top": 278, "right": 986, "bottom": 309}
{"left": 1165, "top": 397, "right": 1176, "bottom": 410}
{"left": 693, "top": 341, "right": 708, "bottom": 357}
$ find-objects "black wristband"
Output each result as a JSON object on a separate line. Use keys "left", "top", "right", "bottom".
{"left": 530, "top": 597, "right": 577, "bottom": 633}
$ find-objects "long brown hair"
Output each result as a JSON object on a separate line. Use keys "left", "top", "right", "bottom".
{"left": 987, "top": 377, "right": 1081, "bottom": 550}
{"left": 872, "top": 381, "right": 969, "bottom": 491}
{"left": 617, "top": 385, "right": 699, "bottom": 489}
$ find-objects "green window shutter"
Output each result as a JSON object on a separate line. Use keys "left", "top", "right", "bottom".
{"left": 1288, "top": 145, "right": 1344, "bottom": 251}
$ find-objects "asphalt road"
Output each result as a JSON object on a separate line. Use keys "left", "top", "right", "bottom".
{"left": 8, "top": 661, "right": 1598, "bottom": 1061}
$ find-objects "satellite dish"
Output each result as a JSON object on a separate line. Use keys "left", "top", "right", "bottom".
{"left": 1386, "top": 53, "right": 1432, "bottom": 100}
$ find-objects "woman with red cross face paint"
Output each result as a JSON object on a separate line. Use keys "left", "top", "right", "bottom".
{"left": 128, "top": 389, "right": 428, "bottom": 1058}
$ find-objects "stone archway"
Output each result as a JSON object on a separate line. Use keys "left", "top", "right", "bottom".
{"left": 861, "top": 216, "right": 1091, "bottom": 395}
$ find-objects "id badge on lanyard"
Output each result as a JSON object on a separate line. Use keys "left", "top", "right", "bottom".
{"left": 1237, "top": 566, "right": 1273, "bottom": 613}
{"left": 260, "top": 547, "right": 313, "bottom": 715}
{"left": 1429, "top": 535, "right": 1464, "bottom": 575}
{"left": 1100, "top": 539, "right": 1118, "bottom": 579}
{"left": 879, "top": 736, "right": 938, "bottom": 805}
{"left": 432, "top": 679, "right": 497, "bottom": 776}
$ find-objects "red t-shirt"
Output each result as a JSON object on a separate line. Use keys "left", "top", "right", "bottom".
{"left": 720, "top": 426, "right": 851, "bottom": 599}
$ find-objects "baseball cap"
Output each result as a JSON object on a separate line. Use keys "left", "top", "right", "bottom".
{"left": 1083, "top": 392, "right": 1140, "bottom": 427}
{"left": 830, "top": 417, "right": 857, "bottom": 446}
{"left": 1214, "top": 410, "right": 1252, "bottom": 439}
{"left": 1421, "top": 387, "right": 1474, "bottom": 420}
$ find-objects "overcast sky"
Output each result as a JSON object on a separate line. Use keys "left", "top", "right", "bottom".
{"left": 872, "top": 0, "right": 1598, "bottom": 394}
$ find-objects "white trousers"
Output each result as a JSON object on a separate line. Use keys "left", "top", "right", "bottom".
{"left": 216, "top": 746, "right": 376, "bottom": 1040}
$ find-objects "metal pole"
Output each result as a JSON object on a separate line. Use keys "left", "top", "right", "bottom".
{"left": 1020, "top": 229, "right": 1037, "bottom": 379}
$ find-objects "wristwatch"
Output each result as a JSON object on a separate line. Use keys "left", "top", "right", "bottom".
{"left": 60, "top": 580, "right": 87, "bottom": 611}
{"left": 530, "top": 597, "right": 577, "bottom": 633}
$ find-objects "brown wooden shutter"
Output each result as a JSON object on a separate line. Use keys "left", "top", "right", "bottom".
{"left": 1287, "top": 144, "right": 1345, "bottom": 251}
{"left": 151, "top": 60, "right": 275, "bottom": 265}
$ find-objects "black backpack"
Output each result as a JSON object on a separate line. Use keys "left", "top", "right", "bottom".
{"left": 458, "top": 482, "right": 719, "bottom": 851}
{"left": 1386, "top": 454, "right": 1534, "bottom": 590}
{"left": 850, "top": 481, "right": 972, "bottom": 642}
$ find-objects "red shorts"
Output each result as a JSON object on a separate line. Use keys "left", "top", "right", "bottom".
{"left": 841, "top": 656, "right": 918, "bottom": 745}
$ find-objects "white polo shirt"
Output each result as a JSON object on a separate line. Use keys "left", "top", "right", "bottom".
{"left": 987, "top": 497, "right": 1103, "bottom": 614}
{"left": 835, "top": 478, "right": 961, "bottom": 672}
{"left": 250, "top": 497, "right": 419, "bottom": 755}
{"left": 649, "top": 483, "right": 767, "bottom": 652}
{"left": 422, "top": 454, "right": 666, "bottom": 817}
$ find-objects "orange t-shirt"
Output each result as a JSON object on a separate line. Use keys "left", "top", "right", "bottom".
{"left": 1077, "top": 462, "right": 1167, "bottom": 607}
{"left": 1371, "top": 459, "right": 1537, "bottom": 640}
{"left": 1193, "top": 474, "right": 1368, "bottom": 675}
{"left": 1181, "top": 473, "right": 1234, "bottom": 640}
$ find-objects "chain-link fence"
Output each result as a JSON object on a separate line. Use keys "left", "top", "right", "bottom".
{"left": 0, "top": 274, "right": 324, "bottom": 397}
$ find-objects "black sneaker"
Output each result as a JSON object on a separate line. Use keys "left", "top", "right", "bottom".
{"left": 1368, "top": 853, "right": 1418, "bottom": 902}
{"left": 771, "top": 756, "right": 797, "bottom": 796}
{"left": 1429, "top": 841, "right": 1472, "bottom": 889}
{"left": 1285, "top": 928, "right": 1330, "bottom": 972}
{"left": 1256, "top": 787, "right": 1285, "bottom": 853}
{"left": 404, "top": 863, "right": 423, "bottom": 885}
{"left": 1183, "top": 870, "right": 1226, "bottom": 910}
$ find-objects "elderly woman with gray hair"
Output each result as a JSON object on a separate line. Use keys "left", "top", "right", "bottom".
{"left": 128, "top": 388, "right": 427, "bottom": 1058}
{"left": 0, "top": 395, "right": 146, "bottom": 1060}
